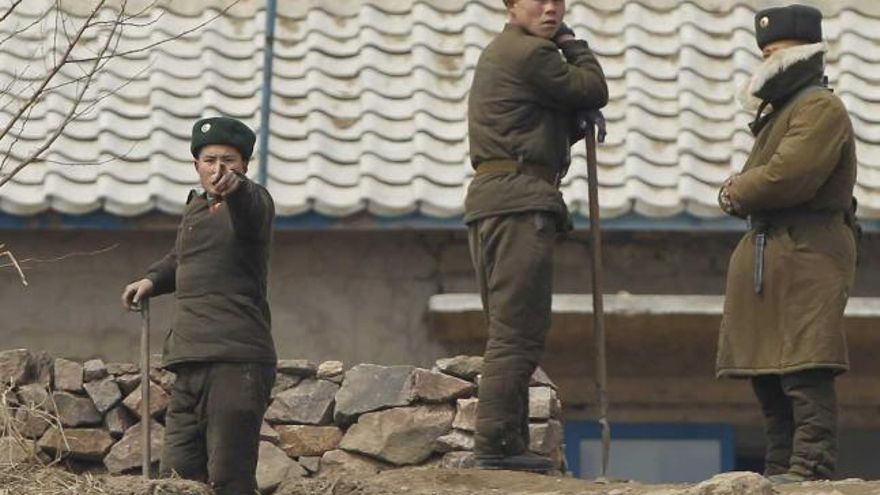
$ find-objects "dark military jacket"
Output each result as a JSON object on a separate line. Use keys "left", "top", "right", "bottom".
{"left": 146, "top": 178, "right": 276, "bottom": 368}
{"left": 465, "top": 23, "right": 608, "bottom": 224}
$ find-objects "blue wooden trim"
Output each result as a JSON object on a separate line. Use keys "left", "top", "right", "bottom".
{"left": 0, "top": 211, "right": 138, "bottom": 230}
{"left": 2, "top": 210, "right": 878, "bottom": 233}
{"left": 577, "top": 213, "right": 747, "bottom": 232}
{"left": 257, "top": 0, "right": 278, "bottom": 186}
{"left": 272, "top": 211, "right": 467, "bottom": 230}
{"left": 563, "top": 421, "right": 736, "bottom": 478}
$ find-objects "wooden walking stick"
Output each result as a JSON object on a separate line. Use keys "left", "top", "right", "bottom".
{"left": 583, "top": 111, "right": 610, "bottom": 479}
{"left": 132, "top": 299, "right": 152, "bottom": 480}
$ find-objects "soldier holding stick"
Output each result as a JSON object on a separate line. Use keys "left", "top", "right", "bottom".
{"left": 465, "top": 0, "right": 608, "bottom": 473}
{"left": 122, "top": 117, "right": 276, "bottom": 494}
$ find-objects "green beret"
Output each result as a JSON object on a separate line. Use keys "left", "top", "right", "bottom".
{"left": 190, "top": 117, "right": 256, "bottom": 160}
{"left": 755, "top": 4, "right": 823, "bottom": 49}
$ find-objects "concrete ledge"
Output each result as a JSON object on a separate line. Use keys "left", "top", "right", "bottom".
{"left": 428, "top": 293, "right": 880, "bottom": 427}
{"left": 429, "top": 294, "right": 880, "bottom": 318}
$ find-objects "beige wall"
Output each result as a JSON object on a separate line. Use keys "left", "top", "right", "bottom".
{"left": 0, "top": 229, "right": 466, "bottom": 365}
{"left": 2, "top": 228, "right": 878, "bottom": 368}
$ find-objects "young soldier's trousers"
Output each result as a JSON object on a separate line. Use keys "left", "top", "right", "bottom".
{"left": 467, "top": 211, "right": 556, "bottom": 456}
{"left": 160, "top": 362, "right": 275, "bottom": 495}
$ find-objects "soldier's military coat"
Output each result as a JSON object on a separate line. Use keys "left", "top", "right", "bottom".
{"left": 716, "top": 43, "right": 858, "bottom": 378}
{"left": 466, "top": 23, "right": 608, "bottom": 226}
{"left": 146, "top": 177, "right": 276, "bottom": 368}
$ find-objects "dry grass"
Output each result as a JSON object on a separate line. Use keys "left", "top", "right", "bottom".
{"left": 1, "top": 379, "right": 67, "bottom": 465}
{"left": 0, "top": 462, "right": 109, "bottom": 495}
{"left": 1, "top": 381, "right": 213, "bottom": 495}
{"left": 1, "top": 380, "right": 111, "bottom": 494}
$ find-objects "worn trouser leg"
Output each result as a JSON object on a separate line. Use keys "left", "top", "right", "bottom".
{"left": 160, "top": 362, "right": 275, "bottom": 495}
{"left": 751, "top": 374, "right": 793, "bottom": 476}
{"left": 782, "top": 369, "right": 837, "bottom": 479}
{"left": 468, "top": 212, "right": 555, "bottom": 456}
{"left": 160, "top": 364, "right": 209, "bottom": 482}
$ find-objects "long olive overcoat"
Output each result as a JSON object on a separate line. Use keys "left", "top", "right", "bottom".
{"left": 716, "top": 89, "right": 858, "bottom": 378}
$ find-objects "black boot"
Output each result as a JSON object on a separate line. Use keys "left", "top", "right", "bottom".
{"left": 766, "top": 473, "right": 807, "bottom": 484}
{"left": 474, "top": 452, "right": 554, "bottom": 473}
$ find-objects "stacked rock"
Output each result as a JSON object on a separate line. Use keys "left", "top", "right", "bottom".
{"left": 0, "top": 349, "right": 566, "bottom": 494}
{"left": 0, "top": 349, "right": 169, "bottom": 472}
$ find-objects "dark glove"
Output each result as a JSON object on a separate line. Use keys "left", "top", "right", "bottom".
{"left": 553, "top": 23, "right": 575, "bottom": 45}
{"left": 577, "top": 109, "right": 607, "bottom": 144}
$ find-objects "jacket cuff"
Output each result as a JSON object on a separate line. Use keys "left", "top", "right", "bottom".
{"left": 145, "top": 271, "right": 171, "bottom": 295}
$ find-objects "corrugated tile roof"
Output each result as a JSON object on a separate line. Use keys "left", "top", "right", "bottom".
{"left": 1, "top": 0, "right": 879, "bottom": 221}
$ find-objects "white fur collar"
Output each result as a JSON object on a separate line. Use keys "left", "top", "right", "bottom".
{"left": 736, "top": 42, "right": 827, "bottom": 112}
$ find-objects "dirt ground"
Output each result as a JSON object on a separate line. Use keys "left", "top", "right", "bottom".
{"left": 275, "top": 468, "right": 880, "bottom": 495}
{"left": 5, "top": 465, "right": 880, "bottom": 495}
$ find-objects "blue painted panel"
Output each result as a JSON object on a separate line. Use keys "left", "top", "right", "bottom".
{"left": 564, "top": 421, "right": 736, "bottom": 481}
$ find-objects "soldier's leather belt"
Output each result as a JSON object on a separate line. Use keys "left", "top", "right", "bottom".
{"left": 475, "top": 159, "right": 560, "bottom": 187}
{"left": 749, "top": 209, "right": 849, "bottom": 295}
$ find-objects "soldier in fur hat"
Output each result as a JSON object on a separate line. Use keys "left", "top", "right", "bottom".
{"left": 717, "top": 4, "right": 860, "bottom": 483}
{"left": 121, "top": 117, "right": 276, "bottom": 494}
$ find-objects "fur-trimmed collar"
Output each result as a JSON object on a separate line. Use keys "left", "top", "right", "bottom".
{"left": 737, "top": 42, "right": 827, "bottom": 112}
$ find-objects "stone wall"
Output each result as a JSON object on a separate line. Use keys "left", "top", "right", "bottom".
{"left": 0, "top": 349, "right": 564, "bottom": 494}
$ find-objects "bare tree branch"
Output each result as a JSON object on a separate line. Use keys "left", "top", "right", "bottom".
{"left": 0, "top": 9, "right": 45, "bottom": 47}
{"left": 52, "top": 0, "right": 65, "bottom": 67}
{"left": 0, "top": 242, "right": 119, "bottom": 270}
{"left": 90, "top": 0, "right": 162, "bottom": 29}
{"left": 0, "top": 66, "right": 39, "bottom": 114}
{"left": 0, "top": 244, "right": 28, "bottom": 286}
{"left": 0, "top": 98, "right": 37, "bottom": 176}
{"left": 0, "top": 0, "right": 106, "bottom": 148}
{"left": 68, "top": 0, "right": 242, "bottom": 64}
{"left": 0, "top": 0, "right": 118, "bottom": 188}
{"left": 0, "top": 0, "right": 24, "bottom": 25}
{"left": 39, "top": 144, "right": 139, "bottom": 166}
{"left": 0, "top": 0, "right": 240, "bottom": 188}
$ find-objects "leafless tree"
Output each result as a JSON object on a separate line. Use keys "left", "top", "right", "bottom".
{"left": 0, "top": 0, "right": 240, "bottom": 284}
{"left": 0, "top": 0, "right": 241, "bottom": 188}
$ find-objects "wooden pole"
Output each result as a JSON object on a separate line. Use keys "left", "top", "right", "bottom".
{"left": 585, "top": 123, "right": 610, "bottom": 479}
{"left": 140, "top": 299, "right": 151, "bottom": 480}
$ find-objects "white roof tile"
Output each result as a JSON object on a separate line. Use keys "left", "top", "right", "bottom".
{"left": 2, "top": 0, "right": 880, "bottom": 222}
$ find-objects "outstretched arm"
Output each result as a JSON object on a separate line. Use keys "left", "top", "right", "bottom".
{"left": 224, "top": 175, "right": 275, "bottom": 241}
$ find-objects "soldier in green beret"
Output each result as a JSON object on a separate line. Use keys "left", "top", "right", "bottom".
{"left": 717, "top": 4, "right": 860, "bottom": 483}
{"left": 121, "top": 116, "right": 276, "bottom": 494}
{"left": 466, "top": 0, "right": 607, "bottom": 472}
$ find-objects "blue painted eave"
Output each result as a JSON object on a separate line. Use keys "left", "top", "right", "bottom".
{"left": 1, "top": 211, "right": 878, "bottom": 232}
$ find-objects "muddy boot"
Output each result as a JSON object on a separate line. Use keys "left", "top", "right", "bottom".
{"left": 751, "top": 375, "right": 795, "bottom": 476}
{"left": 766, "top": 473, "right": 807, "bottom": 484}
{"left": 783, "top": 370, "right": 838, "bottom": 481}
{"left": 474, "top": 452, "right": 553, "bottom": 473}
